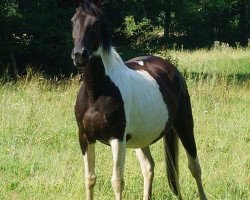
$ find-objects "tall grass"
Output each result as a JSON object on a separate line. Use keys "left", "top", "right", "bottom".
{"left": 157, "top": 47, "right": 250, "bottom": 82}
{"left": 0, "top": 48, "right": 249, "bottom": 199}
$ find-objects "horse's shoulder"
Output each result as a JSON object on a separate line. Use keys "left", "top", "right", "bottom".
{"left": 75, "top": 84, "right": 89, "bottom": 122}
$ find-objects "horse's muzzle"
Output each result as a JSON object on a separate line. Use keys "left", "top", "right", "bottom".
{"left": 72, "top": 48, "right": 89, "bottom": 67}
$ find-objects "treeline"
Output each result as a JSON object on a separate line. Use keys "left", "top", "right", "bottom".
{"left": 0, "top": 0, "right": 249, "bottom": 78}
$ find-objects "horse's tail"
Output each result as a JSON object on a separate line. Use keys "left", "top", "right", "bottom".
{"left": 163, "top": 127, "right": 180, "bottom": 196}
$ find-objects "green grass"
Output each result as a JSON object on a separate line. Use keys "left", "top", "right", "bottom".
{"left": 0, "top": 48, "right": 249, "bottom": 199}
{"left": 157, "top": 48, "right": 250, "bottom": 83}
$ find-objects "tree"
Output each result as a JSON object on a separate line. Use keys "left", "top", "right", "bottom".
{"left": 17, "top": 0, "right": 76, "bottom": 75}
{"left": 0, "top": 0, "right": 249, "bottom": 79}
{"left": 0, "top": 0, "right": 76, "bottom": 78}
{"left": 0, "top": 0, "right": 21, "bottom": 80}
{"left": 238, "top": 0, "right": 249, "bottom": 47}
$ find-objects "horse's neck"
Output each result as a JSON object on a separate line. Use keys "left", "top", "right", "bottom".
{"left": 83, "top": 56, "right": 106, "bottom": 102}
{"left": 83, "top": 47, "right": 127, "bottom": 102}
{"left": 98, "top": 47, "right": 127, "bottom": 75}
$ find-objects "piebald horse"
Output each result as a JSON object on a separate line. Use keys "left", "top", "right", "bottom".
{"left": 72, "top": 1, "right": 207, "bottom": 199}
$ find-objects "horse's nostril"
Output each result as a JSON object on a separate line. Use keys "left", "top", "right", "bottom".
{"left": 82, "top": 50, "right": 89, "bottom": 59}
{"left": 74, "top": 52, "right": 82, "bottom": 60}
{"left": 72, "top": 48, "right": 89, "bottom": 66}
{"left": 71, "top": 49, "right": 75, "bottom": 58}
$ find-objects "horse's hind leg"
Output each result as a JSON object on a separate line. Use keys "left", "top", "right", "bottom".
{"left": 186, "top": 153, "right": 207, "bottom": 200}
{"left": 174, "top": 84, "right": 207, "bottom": 200}
{"left": 174, "top": 121, "right": 207, "bottom": 200}
{"left": 135, "top": 147, "right": 155, "bottom": 200}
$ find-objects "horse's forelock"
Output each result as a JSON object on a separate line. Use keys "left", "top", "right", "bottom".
{"left": 79, "top": 0, "right": 102, "bottom": 16}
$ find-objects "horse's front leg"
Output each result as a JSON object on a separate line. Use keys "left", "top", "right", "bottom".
{"left": 110, "top": 138, "right": 126, "bottom": 200}
{"left": 83, "top": 143, "right": 96, "bottom": 200}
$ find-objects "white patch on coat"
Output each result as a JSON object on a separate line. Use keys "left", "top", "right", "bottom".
{"left": 94, "top": 47, "right": 169, "bottom": 148}
{"left": 138, "top": 60, "right": 144, "bottom": 66}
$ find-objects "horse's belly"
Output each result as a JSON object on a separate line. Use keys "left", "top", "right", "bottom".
{"left": 123, "top": 72, "right": 169, "bottom": 148}
{"left": 125, "top": 102, "right": 168, "bottom": 148}
{"left": 126, "top": 130, "right": 165, "bottom": 148}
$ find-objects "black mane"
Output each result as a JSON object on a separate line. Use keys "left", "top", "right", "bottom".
{"left": 80, "top": 0, "right": 111, "bottom": 52}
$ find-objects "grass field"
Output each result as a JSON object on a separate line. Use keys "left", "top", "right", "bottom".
{"left": 0, "top": 48, "right": 249, "bottom": 199}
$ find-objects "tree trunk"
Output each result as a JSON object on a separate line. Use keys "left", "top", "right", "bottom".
{"left": 0, "top": 52, "right": 18, "bottom": 81}
{"left": 239, "top": 0, "right": 249, "bottom": 47}
{"left": 163, "top": 5, "right": 171, "bottom": 42}
{"left": 9, "top": 52, "right": 18, "bottom": 80}
{"left": 214, "top": 24, "right": 218, "bottom": 42}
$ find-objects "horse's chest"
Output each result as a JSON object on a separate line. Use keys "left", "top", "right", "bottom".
{"left": 83, "top": 107, "right": 107, "bottom": 140}
{"left": 83, "top": 96, "right": 126, "bottom": 142}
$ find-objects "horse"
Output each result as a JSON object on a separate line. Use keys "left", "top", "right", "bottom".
{"left": 71, "top": 1, "right": 207, "bottom": 199}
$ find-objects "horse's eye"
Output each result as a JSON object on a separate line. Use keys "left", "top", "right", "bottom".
{"left": 71, "top": 20, "right": 76, "bottom": 26}
{"left": 92, "top": 24, "right": 99, "bottom": 33}
{"left": 94, "top": 20, "right": 100, "bottom": 26}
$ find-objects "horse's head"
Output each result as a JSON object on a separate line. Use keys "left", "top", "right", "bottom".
{"left": 71, "top": 0, "right": 110, "bottom": 67}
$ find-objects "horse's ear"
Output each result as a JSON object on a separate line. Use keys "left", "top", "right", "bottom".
{"left": 73, "top": 0, "right": 103, "bottom": 9}
{"left": 72, "top": 0, "right": 82, "bottom": 8}
{"left": 93, "top": 0, "right": 102, "bottom": 8}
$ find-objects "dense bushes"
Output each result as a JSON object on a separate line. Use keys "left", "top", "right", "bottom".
{"left": 0, "top": 0, "right": 249, "bottom": 77}
{"left": 0, "top": 0, "right": 76, "bottom": 78}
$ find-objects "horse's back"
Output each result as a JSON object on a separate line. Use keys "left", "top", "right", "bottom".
{"left": 125, "top": 56, "right": 179, "bottom": 83}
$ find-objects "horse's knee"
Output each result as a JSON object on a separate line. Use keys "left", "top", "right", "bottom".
{"left": 144, "top": 168, "right": 154, "bottom": 180}
{"left": 143, "top": 160, "right": 155, "bottom": 180}
{"left": 85, "top": 175, "right": 96, "bottom": 190}
{"left": 111, "top": 178, "right": 124, "bottom": 193}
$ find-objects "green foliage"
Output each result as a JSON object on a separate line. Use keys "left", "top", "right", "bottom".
{"left": 2, "top": 1, "right": 19, "bottom": 17}
{"left": 0, "top": 0, "right": 249, "bottom": 77}
{"left": 0, "top": 0, "right": 76, "bottom": 76}
{"left": 123, "top": 15, "right": 138, "bottom": 37}
{"left": 121, "top": 16, "right": 155, "bottom": 46}
{"left": 0, "top": 0, "right": 20, "bottom": 50}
